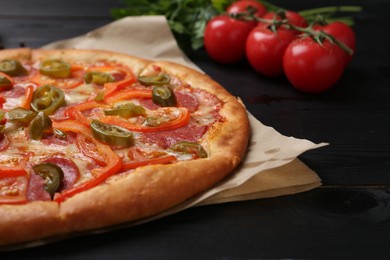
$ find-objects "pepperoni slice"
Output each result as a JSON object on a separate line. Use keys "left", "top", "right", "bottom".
{"left": 1, "top": 86, "right": 25, "bottom": 98}
{"left": 143, "top": 123, "right": 207, "bottom": 149}
{"left": 27, "top": 173, "right": 51, "bottom": 201}
{"left": 139, "top": 90, "right": 199, "bottom": 112}
{"left": 175, "top": 91, "right": 198, "bottom": 112}
{"left": 41, "top": 132, "right": 76, "bottom": 146}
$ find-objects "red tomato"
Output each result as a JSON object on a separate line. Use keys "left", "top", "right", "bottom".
{"left": 261, "top": 11, "right": 308, "bottom": 31}
{"left": 283, "top": 37, "right": 345, "bottom": 93}
{"left": 314, "top": 21, "right": 356, "bottom": 65}
{"left": 227, "top": 0, "right": 267, "bottom": 18}
{"left": 204, "top": 15, "right": 256, "bottom": 64}
{"left": 246, "top": 26, "right": 296, "bottom": 77}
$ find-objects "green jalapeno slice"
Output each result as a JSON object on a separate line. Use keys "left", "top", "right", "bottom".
{"left": 103, "top": 103, "right": 145, "bottom": 118}
{"left": 7, "top": 107, "right": 37, "bottom": 126}
{"left": 39, "top": 59, "right": 71, "bottom": 78}
{"left": 84, "top": 71, "right": 115, "bottom": 85}
{"left": 32, "top": 163, "right": 64, "bottom": 198}
{"left": 29, "top": 111, "right": 52, "bottom": 140}
{"left": 152, "top": 86, "right": 177, "bottom": 107}
{"left": 0, "top": 60, "right": 28, "bottom": 76}
{"left": 90, "top": 120, "right": 134, "bottom": 147}
{"left": 53, "top": 128, "right": 67, "bottom": 140}
{"left": 0, "top": 74, "right": 13, "bottom": 90}
{"left": 169, "top": 141, "right": 208, "bottom": 158}
{"left": 138, "top": 73, "right": 170, "bottom": 86}
{"left": 31, "top": 85, "right": 65, "bottom": 115}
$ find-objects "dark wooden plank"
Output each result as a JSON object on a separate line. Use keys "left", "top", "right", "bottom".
{"left": 0, "top": 18, "right": 113, "bottom": 48}
{"left": 0, "top": 0, "right": 123, "bottom": 17}
{"left": 2, "top": 188, "right": 390, "bottom": 258}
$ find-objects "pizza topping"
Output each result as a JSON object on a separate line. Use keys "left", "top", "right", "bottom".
{"left": 169, "top": 141, "right": 208, "bottom": 159}
{"left": 175, "top": 91, "right": 199, "bottom": 112}
{"left": 76, "top": 134, "right": 106, "bottom": 166}
{"left": 39, "top": 59, "right": 71, "bottom": 78}
{"left": 138, "top": 73, "right": 170, "bottom": 86}
{"left": 143, "top": 123, "right": 207, "bottom": 149}
{"left": 84, "top": 71, "right": 115, "bottom": 85}
{"left": 7, "top": 107, "right": 37, "bottom": 126}
{"left": 31, "top": 85, "right": 65, "bottom": 115}
{"left": 31, "top": 163, "right": 64, "bottom": 198}
{"left": 103, "top": 102, "right": 146, "bottom": 118}
{"left": 0, "top": 60, "right": 28, "bottom": 77}
{"left": 53, "top": 128, "right": 67, "bottom": 140}
{"left": 44, "top": 157, "right": 80, "bottom": 191}
{"left": 152, "top": 86, "right": 177, "bottom": 107}
{"left": 29, "top": 111, "right": 52, "bottom": 140}
{"left": 20, "top": 84, "right": 35, "bottom": 110}
{"left": 0, "top": 174, "right": 28, "bottom": 205}
{"left": 121, "top": 154, "right": 177, "bottom": 171}
{"left": 101, "top": 107, "right": 190, "bottom": 133}
{"left": 90, "top": 120, "right": 134, "bottom": 147}
{"left": 0, "top": 72, "right": 14, "bottom": 91}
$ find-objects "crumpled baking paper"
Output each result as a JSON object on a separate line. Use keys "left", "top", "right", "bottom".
{"left": 43, "top": 16, "right": 326, "bottom": 206}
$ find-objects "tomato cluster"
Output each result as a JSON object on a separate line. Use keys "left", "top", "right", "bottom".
{"left": 203, "top": 0, "right": 356, "bottom": 93}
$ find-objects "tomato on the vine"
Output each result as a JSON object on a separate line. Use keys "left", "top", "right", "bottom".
{"left": 204, "top": 15, "right": 256, "bottom": 64}
{"left": 246, "top": 26, "right": 296, "bottom": 77}
{"left": 283, "top": 37, "right": 345, "bottom": 93}
{"left": 227, "top": 0, "right": 267, "bottom": 19}
{"left": 314, "top": 21, "right": 356, "bottom": 65}
{"left": 261, "top": 11, "right": 308, "bottom": 31}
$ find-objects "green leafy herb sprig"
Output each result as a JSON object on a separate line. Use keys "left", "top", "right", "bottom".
{"left": 111, "top": 0, "right": 361, "bottom": 51}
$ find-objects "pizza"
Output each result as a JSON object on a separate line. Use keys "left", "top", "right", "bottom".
{"left": 0, "top": 48, "right": 249, "bottom": 246}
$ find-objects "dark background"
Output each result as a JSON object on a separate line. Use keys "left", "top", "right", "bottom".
{"left": 1, "top": 0, "right": 389, "bottom": 258}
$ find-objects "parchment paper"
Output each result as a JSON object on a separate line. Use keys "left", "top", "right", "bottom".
{"left": 43, "top": 16, "right": 326, "bottom": 205}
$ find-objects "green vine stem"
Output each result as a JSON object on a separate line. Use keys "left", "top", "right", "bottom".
{"left": 233, "top": 10, "right": 354, "bottom": 56}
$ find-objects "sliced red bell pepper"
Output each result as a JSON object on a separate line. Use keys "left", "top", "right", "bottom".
{"left": 75, "top": 134, "right": 106, "bottom": 167}
{"left": 65, "top": 107, "right": 91, "bottom": 127}
{"left": 104, "top": 88, "right": 152, "bottom": 104}
{"left": 121, "top": 155, "right": 177, "bottom": 171}
{"left": 20, "top": 84, "right": 35, "bottom": 110}
{"left": 0, "top": 167, "right": 28, "bottom": 205}
{"left": 0, "top": 166, "right": 28, "bottom": 178}
{"left": 100, "top": 107, "right": 190, "bottom": 133}
{"left": 103, "top": 75, "right": 137, "bottom": 98}
{"left": 65, "top": 99, "right": 110, "bottom": 126}
{"left": 52, "top": 120, "right": 123, "bottom": 202}
{"left": 85, "top": 66, "right": 137, "bottom": 98}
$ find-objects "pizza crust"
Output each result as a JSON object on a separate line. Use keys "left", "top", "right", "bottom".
{"left": 0, "top": 49, "right": 249, "bottom": 246}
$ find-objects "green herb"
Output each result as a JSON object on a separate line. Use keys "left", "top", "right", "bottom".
{"left": 111, "top": 0, "right": 361, "bottom": 51}
{"left": 111, "top": 0, "right": 231, "bottom": 51}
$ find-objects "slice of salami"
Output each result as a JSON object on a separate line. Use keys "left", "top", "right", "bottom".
{"left": 27, "top": 173, "right": 51, "bottom": 201}
{"left": 143, "top": 123, "right": 207, "bottom": 149}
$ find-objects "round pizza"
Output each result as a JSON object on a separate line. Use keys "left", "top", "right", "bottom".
{"left": 0, "top": 48, "right": 249, "bottom": 246}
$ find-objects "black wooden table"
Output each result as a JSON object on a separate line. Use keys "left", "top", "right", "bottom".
{"left": 1, "top": 0, "right": 389, "bottom": 258}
